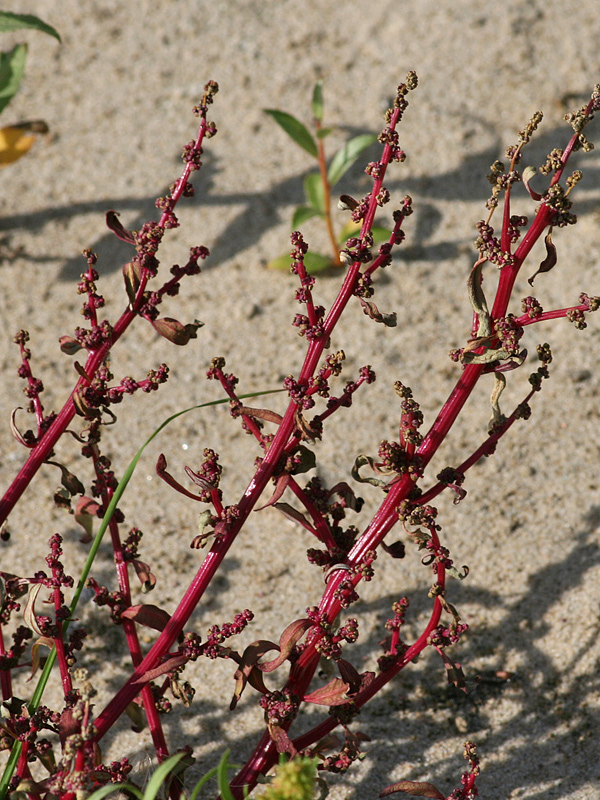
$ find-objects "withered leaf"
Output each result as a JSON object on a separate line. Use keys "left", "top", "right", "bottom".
{"left": 380, "top": 780, "right": 445, "bottom": 799}
{"left": 528, "top": 229, "right": 557, "bottom": 286}
{"left": 359, "top": 298, "right": 397, "bottom": 327}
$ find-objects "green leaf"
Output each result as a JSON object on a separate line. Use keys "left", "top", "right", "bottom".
{"left": 312, "top": 80, "right": 324, "bottom": 122}
{"left": 303, "top": 172, "right": 325, "bottom": 213}
{"left": 0, "top": 43, "right": 27, "bottom": 116}
{"left": 316, "top": 126, "right": 334, "bottom": 139}
{"left": 142, "top": 753, "right": 186, "bottom": 800}
{"left": 86, "top": 784, "right": 142, "bottom": 800}
{"left": 0, "top": 12, "right": 61, "bottom": 42}
{"left": 340, "top": 220, "right": 392, "bottom": 247}
{"left": 292, "top": 204, "right": 323, "bottom": 229}
{"left": 264, "top": 109, "right": 317, "bottom": 158}
{"left": 304, "top": 251, "right": 335, "bottom": 274}
{"left": 328, "top": 133, "right": 377, "bottom": 187}
{"left": 267, "top": 253, "right": 294, "bottom": 271}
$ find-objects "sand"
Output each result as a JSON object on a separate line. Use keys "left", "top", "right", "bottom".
{"left": 0, "top": 2, "right": 599, "bottom": 798}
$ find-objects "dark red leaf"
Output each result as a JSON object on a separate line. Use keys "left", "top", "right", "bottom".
{"left": 258, "top": 618, "right": 312, "bottom": 673}
{"left": 268, "top": 723, "right": 297, "bottom": 756}
{"left": 133, "top": 654, "right": 188, "bottom": 684}
{"left": 106, "top": 210, "right": 136, "bottom": 243}
{"left": 121, "top": 604, "right": 171, "bottom": 632}
{"left": 337, "top": 658, "right": 361, "bottom": 694}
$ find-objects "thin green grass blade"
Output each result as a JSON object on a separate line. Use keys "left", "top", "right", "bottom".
{"left": 140, "top": 752, "right": 185, "bottom": 800}
{"left": 216, "top": 750, "right": 236, "bottom": 800}
{"left": 86, "top": 782, "right": 142, "bottom": 800}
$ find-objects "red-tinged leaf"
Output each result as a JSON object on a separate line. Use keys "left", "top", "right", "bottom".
{"left": 268, "top": 723, "right": 297, "bottom": 756}
{"left": 304, "top": 677, "right": 349, "bottom": 706}
{"left": 245, "top": 664, "right": 270, "bottom": 697}
{"left": 74, "top": 495, "right": 101, "bottom": 543}
{"left": 121, "top": 604, "right": 171, "bottom": 632}
{"left": 528, "top": 229, "right": 557, "bottom": 286}
{"left": 255, "top": 474, "right": 291, "bottom": 511}
{"left": 380, "top": 780, "right": 445, "bottom": 799}
{"left": 133, "top": 654, "right": 188, "bottom": 685}
{"left": 151, "top": 317, "right": 203, "bottom": 346}
{"left": 106, "top": 210, "right": 136, "bottom": 243}
{"left": 259, "top": 618, "right": 312, "bottom": 673}
{"left": 28, "top": 636, "right": 53, "bottom": 681}
{"left": 274, "top": 502, "right": 317, "bottom": 535}
{"left": 184, "top": 465, "right": 216, "bottom": 492}
{"left": 23, "top": 583, "right": 45, "bottom": 635}
{"left": 231, "top": 640, "right": 279, "bottom": 709}
{"left": 264, "top": 109, "right": 318, "bottom": 158}
{"left": 132, "top": 559, "right": 156, "bottom": 593}
{"left": 58, "top": 335, "right": 83, "bottom": 355}
{"left": 59, "top": 707, "right": 79, "bottom": 747}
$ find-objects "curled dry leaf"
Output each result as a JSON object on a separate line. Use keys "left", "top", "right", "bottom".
{"left": 23, "top": 583, "right": 46, "bottom": 636}
{"left": 151, "top": 317, "right": 203, "bottom": 346}
{"left": 106, "top": 210, "right": 136, "bottom": 244}
{"left": 528, "top": 229, "right": 557, "bottom": 286}
{"left": 29, "top": 636, "right": 54, "bottom": 681}
{"left": 380, "top": 780, "right": 445, "bottom": 799}
{"left": 359, "top": 298, "right": 397, "bottom": 327}
{"left": 132, "top": 559, "right": 157, "bottom": 593}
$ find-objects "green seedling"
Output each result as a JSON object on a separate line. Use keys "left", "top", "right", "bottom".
{"left": 265, "top": 82, "right": 390, "bottom": 273}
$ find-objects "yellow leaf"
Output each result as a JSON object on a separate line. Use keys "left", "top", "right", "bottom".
{"left": 0, "top": 120, "right": 48, "bottom": 165}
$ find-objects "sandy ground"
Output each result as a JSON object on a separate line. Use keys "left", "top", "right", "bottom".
{"left": 0, "top": 1, "right": 599, "bottom": 798}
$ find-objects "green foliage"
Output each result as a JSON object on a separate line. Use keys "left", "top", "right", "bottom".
{"left": 0, "top": 11, "right": 60, "bottom": 41}
{"left": 0, "top": 12, "right": 60, "bottom": 116}
{"left": 265, "top": 83, "right": 385, "bottom": 274}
